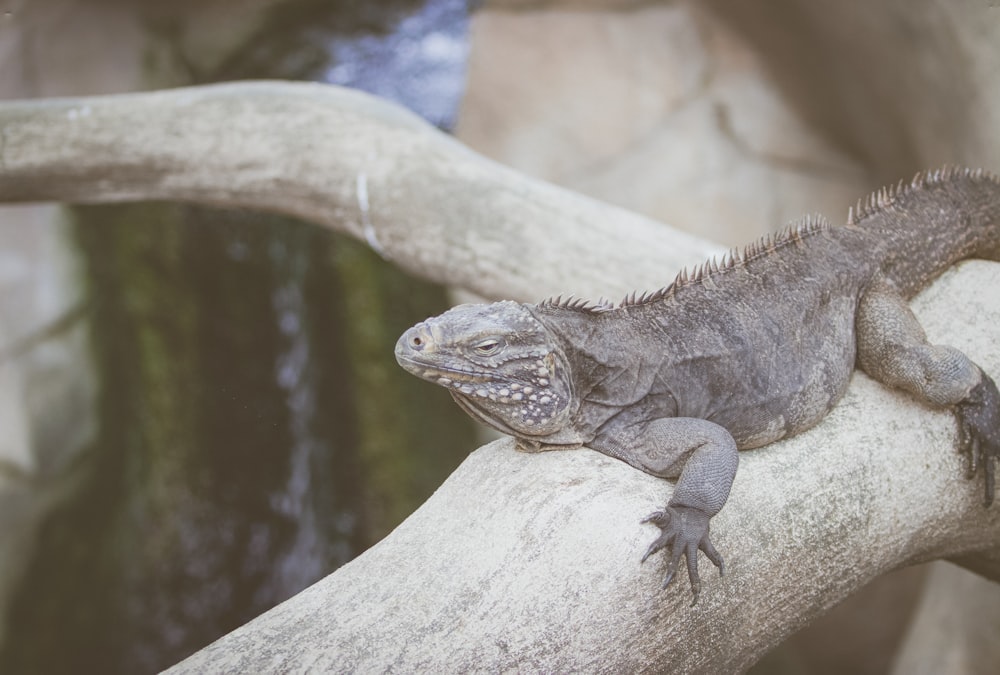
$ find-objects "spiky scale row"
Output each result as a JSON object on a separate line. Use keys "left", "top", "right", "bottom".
{"left": 653, "top": 213, "right": 830, "bottom": 304}
{"left": 540, "top": 213, "right": 831, "bottom": 314}
{"left": 539, "top": 294, "right": 615, "bottom": 313}
{"left": 541, "top": 166, "right": 1000, "bottom": 316}
{"left": 542, "top": 167, "right": 1000, "bottom": 316}
{"left": 848, "top": 166, "right": 1000, "bottom": 225}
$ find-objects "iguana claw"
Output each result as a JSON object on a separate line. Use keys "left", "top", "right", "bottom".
{"left": 955, "top": 370, "right": 1000, "bottom": 506}
{"left": 641, "top": 505, "right": 723, "bottom": 606}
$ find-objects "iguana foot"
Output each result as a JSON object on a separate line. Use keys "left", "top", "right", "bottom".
{"left": 955, "top": 370, "right": 1000, "bottom": 506}
{"left": 640, "top": 505, "right": 723, "bottom": 605}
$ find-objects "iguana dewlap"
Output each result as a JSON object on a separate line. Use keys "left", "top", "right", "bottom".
{"left": 394, "top": 167, "right": 1000, "bottom": 603}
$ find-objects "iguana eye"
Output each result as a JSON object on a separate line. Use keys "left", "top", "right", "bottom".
{"left": 473, "top": 338, "right": 502, "bottom": 356}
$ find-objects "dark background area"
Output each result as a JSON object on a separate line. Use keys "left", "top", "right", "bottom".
{"left": 0, "top": 1, "right": 478, "bottom": 672}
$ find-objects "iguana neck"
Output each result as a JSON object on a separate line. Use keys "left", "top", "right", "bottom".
{"left": 527, "top": 304, "right": 678, "bottom": 442}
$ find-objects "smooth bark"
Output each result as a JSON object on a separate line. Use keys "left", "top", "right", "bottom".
{"left": 0, "top": 81, "right": 717, "bottom": 303}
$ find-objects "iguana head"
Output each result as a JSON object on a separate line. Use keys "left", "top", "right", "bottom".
{"left": 395, "top": 301, "right": 575, "bottom": 439}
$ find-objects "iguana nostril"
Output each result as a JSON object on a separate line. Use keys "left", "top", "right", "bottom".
{"left": 406, "top": 325, "right": 432, "bottom": 351}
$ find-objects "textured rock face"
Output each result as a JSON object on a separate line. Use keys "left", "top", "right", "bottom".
{"left": 455, "top": 2, "right": 867, "bottom": 245}
{"left": 457, "top": 1, "right": 1000, "bottom": 247}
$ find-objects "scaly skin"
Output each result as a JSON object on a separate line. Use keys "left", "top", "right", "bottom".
{"left": 395, "top": 167, "right": 1000, "bottom": 603}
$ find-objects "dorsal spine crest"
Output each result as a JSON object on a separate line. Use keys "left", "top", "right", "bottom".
{"left": 658, "top": 213, "right": 829, "bottom": 303}
{"left": 540, "top": 213, "right": 832, "bottom": 313}
{"left": 540, "top": 165, "right": 999, "bottom": 316}
{"left": 538, "top": 293, "right": 615, "bottom": 313}
{"left": 848, "top": 166, "right": 1000, "bottom": 225}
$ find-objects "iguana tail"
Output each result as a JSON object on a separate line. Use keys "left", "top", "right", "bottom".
{"left": 848, "top": 166, "right": 1000, "bottom": 298}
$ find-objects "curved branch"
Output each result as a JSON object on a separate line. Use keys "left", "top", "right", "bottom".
{"left": 167, "top": 261, "right": 1000, "bottom": 673}
{"left": 0, "top": 81, "right": 719, "bottom": 303}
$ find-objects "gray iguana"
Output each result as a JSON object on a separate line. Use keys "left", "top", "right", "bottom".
{"left": 394, "top": 166, "right": 1000, "bottom": 603}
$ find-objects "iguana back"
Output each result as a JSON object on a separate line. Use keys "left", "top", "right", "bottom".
{"left": 847, "top": 167, "right": 1000, "bottom": 297}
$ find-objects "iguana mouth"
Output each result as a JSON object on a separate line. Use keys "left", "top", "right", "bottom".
{"left": 394, "top": 354, "right": 497, "bottom": 384}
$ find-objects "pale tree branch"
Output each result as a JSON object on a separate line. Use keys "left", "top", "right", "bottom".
{"left": 167, "top": 262, "right": 1000, "bottom": 674}
{"left": 0, "top": 80, "right": 719, "bottom": 303}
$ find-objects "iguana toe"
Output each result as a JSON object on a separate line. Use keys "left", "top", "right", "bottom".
{"left": 955, "top": 370, "right": 1000, "bottom": 506}
{"left": 641, "top": 505, "right": 722, "bottom": 605}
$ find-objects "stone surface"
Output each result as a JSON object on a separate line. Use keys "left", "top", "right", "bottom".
{"left": 0, "top": 0, "right": 142, "bottom": 97}
{"left": 701, "top": 0, "right": 1000, "bottom": 178}
{"left": 455, "top": 3, "right": 866, "bottom": 245}
{"left": 891, "top": 562, "right": 1000, "bottom": 675}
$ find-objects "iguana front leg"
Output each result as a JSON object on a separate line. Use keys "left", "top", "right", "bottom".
{"left": 857, "top": 278, "right": 1000, "bottom": 505}
{"left": 590, "top": 418, "right": 739, "bottom": 604}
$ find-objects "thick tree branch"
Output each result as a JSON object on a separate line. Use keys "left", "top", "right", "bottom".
{"left": 167, "top": 261, "right": 1000, "bottom": 673}
{"left": 0, "top": 81, "right": 718, "bottom": 303}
